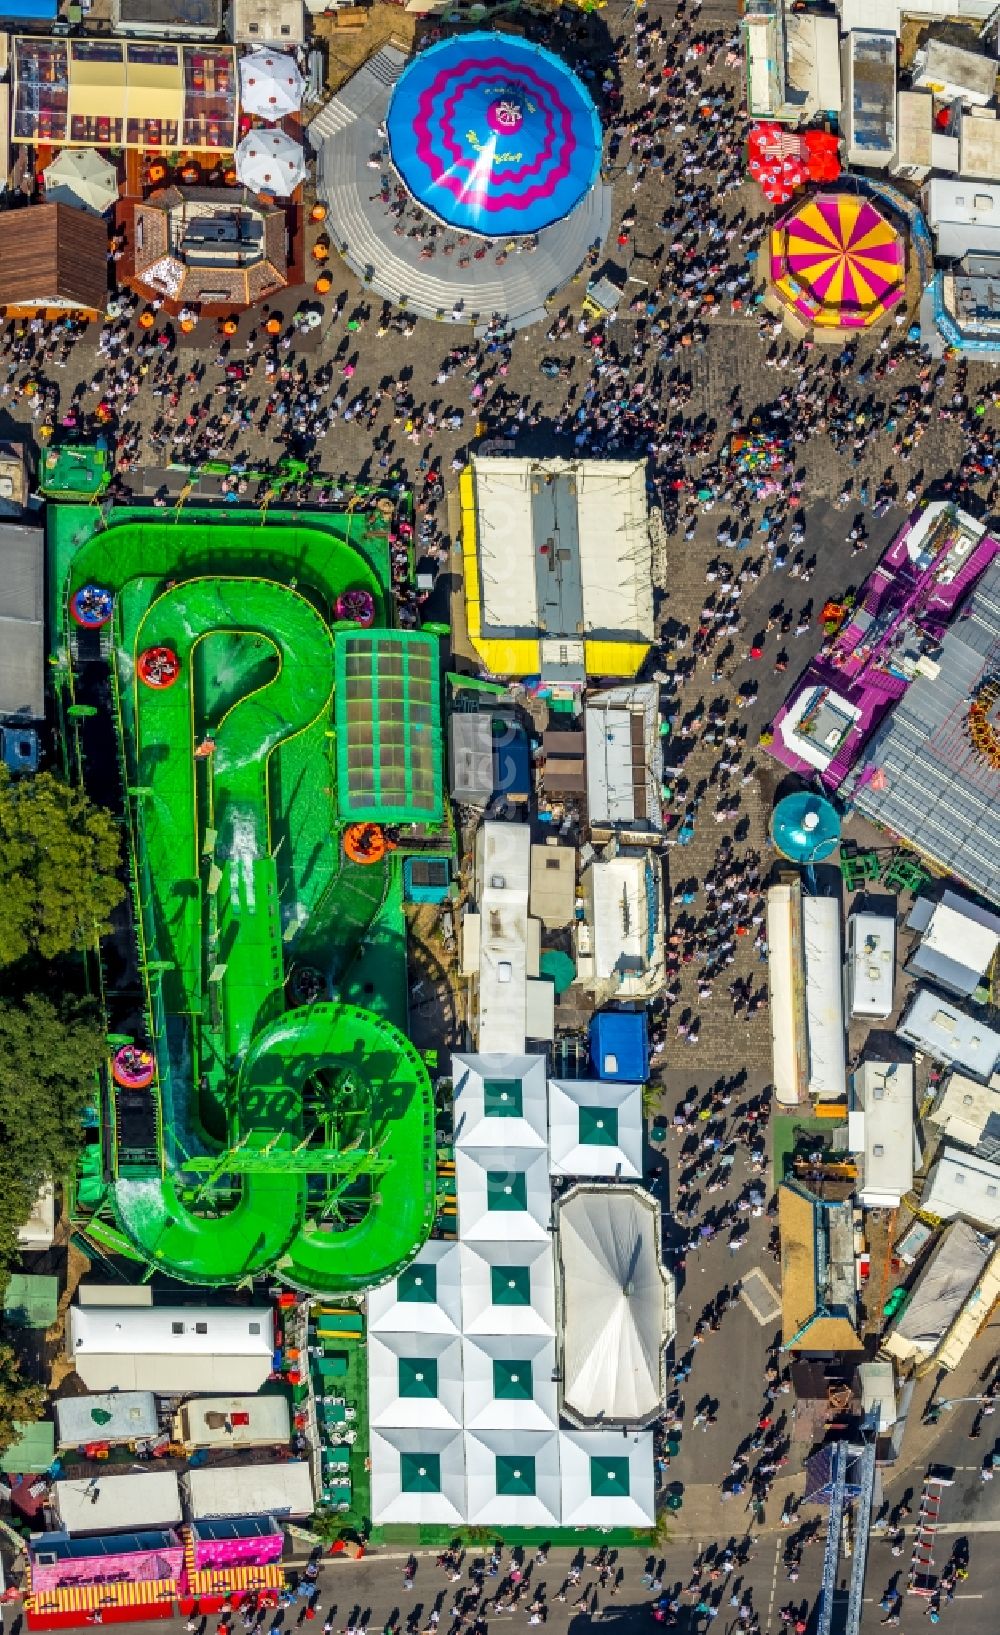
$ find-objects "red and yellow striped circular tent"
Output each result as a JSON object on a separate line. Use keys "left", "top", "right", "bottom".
{"left": 769, "top": 192, "right": 906, "bottom": 330}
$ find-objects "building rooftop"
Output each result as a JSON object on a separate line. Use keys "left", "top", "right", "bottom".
{"left": 778, "top": 1181, "right": 863, "bottom": 1354}
{"left": 897, "top": 988, "right": 1000, "bottom": 1081}
{"left": 461, "top": 457, "right": 653, "bottom": 684}
{"left": 335, "top": 631, "right": 443, "bottom": 825}
{"left": 843, "top": 30, "right": 896, "bottom": 162}
{"left": 0, "top": 204, "right": 106, "bottom": 318}
{"left": 848, "top": 1059, "right": 915, "bottom": 1207}
{"left": 584, "top": 683, "right": 663, "bottom": 836}
{"left": 922, "top": 1146, "right": 1000, "bottom": 1230}
{"left": 844, "top": 554, "right": 1000, "bottom": 905}
{"left": 132, "top": 188, "right": 288, "bottom": 310}
{"left": 907, "top": 890, "right": 1000, "bottom": 997}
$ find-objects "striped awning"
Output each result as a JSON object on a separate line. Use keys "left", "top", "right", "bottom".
{"left": 27, "top": 1580, "right": 178, "bottom": 1615}
{"left": 187, "top": 1566, "right": 286, "bottom": 1596}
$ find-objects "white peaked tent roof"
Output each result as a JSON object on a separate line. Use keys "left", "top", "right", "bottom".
{"left": 370, "top": 1428, "right": 465, "bottom": 1525}
{"left": 235, "top": 127, "right": 305, "bottom": 196}
{"left": 239, "top": 48, "right": 304, "bottom": 120}
{"left": 548, "top": 1078, "right": 644, "bottom": 1179}
{"left": 368, "top": 1332, "right": 464, "bottom": 1431}
{"left": 462, "top": 1333, "right": 558, "bottom": 1432}
{"left": 452, "top": 1053, "right": 549, "bottom": 1152}
{"left": 459, "top": 1240, "right": 556, "bottom": 1338}
{"left": 456, "top": 1146, "right": 552, "bottom": 1243}
{"left": 464, "top": 1429, "right": 561, "bottom": 1527}
{"left": 42, "top": 147, "right": 119, "bottom": 215}
{"left": 558, "top": 1429, "right": 656, "bottom": 1527}
{"left": 557, "top": 1184, "right": 674, "bottom": 1427}
{"left": 368, "top": 1242, "right": 463, "bottom": 1337}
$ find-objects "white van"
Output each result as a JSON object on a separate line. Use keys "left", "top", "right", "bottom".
{"left": 847, "top": 910, "right": 895, "bottom": 1020}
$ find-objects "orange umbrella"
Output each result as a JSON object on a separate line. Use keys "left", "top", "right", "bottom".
{"left": 221, "top": 317, "right": 238, "bottom": 336}
{"left": 265, "top": 315, "right": 282, "bottom": 335}
{"left": 315, "top": 273, "right": 332, "bottom": 294}
{"left": 139, "top": 310, "right": 156, "bottom": 329}
{"left": 180, "top": 317, "right": 196, "bottom": 333}
{"left": 311, "top": 202, "right": 327, "bottom": 222}
{"left": 311, "top": 241, "right": 329, "bottom": 262}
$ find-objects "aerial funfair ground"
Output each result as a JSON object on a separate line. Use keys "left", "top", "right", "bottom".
{"left": 52, "top": 504, "right": 447, "bottom": 1294}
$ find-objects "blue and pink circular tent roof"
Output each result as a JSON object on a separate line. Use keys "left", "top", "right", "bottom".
{"left": 386, "top": 34, "right": 602, "bottom": 237}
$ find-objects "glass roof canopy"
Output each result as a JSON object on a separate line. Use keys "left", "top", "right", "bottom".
{"left": 13, "top": 36, "right": 237, "bottom": 151}
{"left": 335, "top": 631, "right": 443, "bottom": 826}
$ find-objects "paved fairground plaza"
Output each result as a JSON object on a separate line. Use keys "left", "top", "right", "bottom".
{"left": 1, "top": 2, "right": 1000, "bottom": 1635}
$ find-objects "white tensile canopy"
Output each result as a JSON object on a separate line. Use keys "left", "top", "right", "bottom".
{"left": 239, "top": 48, "right": 304, "bottom": 120}
{"left": 462, "top": 1333, "right": 558, "bottom": 1432}
{"left": 455, "top": 1146, "right": 552, "bottom": 1243}
{"left": 464, "top": 1429, "right": 561, "bottom": 1527}
{"left": 235, "top": 127, "right": 305, "bottom": 195}
{"left": 370, "top": 1428, "right": 466, "bottom": 1525}
{"left": 558, "top": 1429, "right": 657, "bottom": 1526}
{"left": 556, "top": 1183, "right": 674, "bottom": 1426}
{"left": 43, "top": 147, "right": 119, "bottom": 215}
{"left": 459, "top": 1241, "right": 556, "bottom": 1337}
{"left": 452, "top": 1053, "right": 549, "bottom": 1152}
{"left": 368, "top": 1331, "right": 465, "bottom": 1430}
{"left": 368, "top": 1242, "right": 463, "bottom": 1337}
{"left": 547, "top": 1078, "right": 644, "bottom": 1179}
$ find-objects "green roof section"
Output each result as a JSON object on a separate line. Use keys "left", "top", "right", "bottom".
{"left": 3, "top": 1274, "right": 59, "bottom": 1329}
{"left": 591, "top": 1456, "right": 631, "bottom": 1497}
{"left": 0, "top": 1419, "right": 55, "bottom": 1474}
{"left": 399, "top": 1263, "right": 438, "bottom": 1304}
{"left": 491, "top": 1264, "right": 531, "bottom": 1305}
{"left": 335, "top": 631, "right": 443, "bottom": 824}
{"left": 399, "top": 1357, "right": 439, "bottom": 1398}
{"left": 579, "top": 1106, "right": 619, "bottom": 1147}
{"left": 486, "top": 1171, "right": 527, "bottom": 1212}
{"left": 483, "top": 1078, "right": 524, "bottom": 1118}
{"left": 493, "top": 1359, "right": 533, "bottom": 1401}
{"left": 495, "top": 1454, "right": 536, "bottom": 1497}
{"left": 401, "top": 1452, "right": 441, "bottom": 1493}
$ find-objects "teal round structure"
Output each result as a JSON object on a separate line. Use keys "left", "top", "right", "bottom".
{"left": 771, "top": 792, "right": 841, "bottom": 864}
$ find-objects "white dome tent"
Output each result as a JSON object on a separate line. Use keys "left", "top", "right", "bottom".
{"left": 239, "top": 48, "right": 304, "bottom": 121}
{"left": 556, "top": 1182, "right": 674, "bottom": 1427}
{"left": 454, "top": 1146, "right": 552, "bottom": 1243}
{"left": 367, "top": 1240, "right": 462, "bottom": 1337}
{"left": 461, "top": 1332, "right": 558, "bottom": 1432}
{"left": 464, "top": 1429, "right": 561, "bottom": 1528}
{"left": 368, "top": 1331, "right": 464, "bottom": 1431}
{"left": 452, "top": 1053, "right": 549, "bottom": 1152}
{"left": 235, "top": 127, "right": 305, "bottom": 195}
{"left": 370, "top": 1428, "right": 466, "bottom": 1526}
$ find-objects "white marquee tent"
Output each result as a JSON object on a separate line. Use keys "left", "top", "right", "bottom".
{"left": 558, "top": 1429, "right": 656, "bottom": 1527}
{"left": 548, "top": 1078, "right": 643, "bottom": 1179}
{"left": 464, "top": 1429, "right": 561, "bottom": 1527}
{"left": 557, "top": 1183, "right": 674, "bottom": 1427}
{"left": 452, "top": 1054, "right": 549, "bottom": 1152}
{"left": 462, "top": 1333, "right": 558, "bottom": 1432}
{"left": 368, "top": 1241, "right": 463, "bottom": 1337}
{"left": 370, "top": 1428, "right": 466, "bottom": 1525}
{"left": 455, "top": 1147, "right": 552, "bottom": 1243}
{"left": 368, "top": 1331, "right": 464, "bottom": 1431}
{"left": 459, "top": 1241, "right": 556, "bottom": 1337}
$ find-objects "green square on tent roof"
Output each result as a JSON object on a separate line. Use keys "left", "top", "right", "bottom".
{"left": 484, "top": 1078, "right": 524, "bottom": 1118}
{"left": 590, "top": 1456, "right": 630, "bottom": 1497}
{"left": 334, "top": 631, "right": 443, "bottom": 825}
{"left": 401, "top": 1452, "right": 441, "bottom": 1493}
{"left": 579, "top": 1106, "right": 619, "bottom": 1147}
{"left": 486, "top": 1171, "right": 527, "bottom": 1211}
{"left": 491, "top": 1264, "right": 531, "bottom": 1305}
{"left": 398, "top": 1263, "right": 437, "bottom": 1303}
{"left": 493, "top": 1359, "right": 533, "bottom": 1401}
{"left": 495, "top": 1454, "right": 536, "bottom": 1497}
{"left": 399, "top": 1357, "right": 439, "bottom": 1398}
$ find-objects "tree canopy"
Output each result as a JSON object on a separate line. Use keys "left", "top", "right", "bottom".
{"left": 0, "top": 993, "right": 105, "bottom": 1281}
{"left": 0, "top": 1343, "right": 47, "bottom": 1455}
{"left": 0, "top": 769, "right": 123, "bottom": 966}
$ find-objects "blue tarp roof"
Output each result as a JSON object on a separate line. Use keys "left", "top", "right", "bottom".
{"left": 589, "top": 1009, "right": 648, "bottom": 1082}
{"left": 1, "top": 0, "right": 59, "bottom": 18}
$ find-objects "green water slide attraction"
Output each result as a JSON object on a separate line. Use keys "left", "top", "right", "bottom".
{"left": 60, "top": 516, "right": 437, "bottom": 1292}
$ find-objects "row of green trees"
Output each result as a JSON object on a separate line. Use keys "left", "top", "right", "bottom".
{"left": 0, "top": 767, "right": 125, "bottom": 1448}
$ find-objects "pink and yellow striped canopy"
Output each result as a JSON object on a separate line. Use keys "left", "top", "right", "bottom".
{"left": 769, "top": 192, "right": 906, "bottom": 330}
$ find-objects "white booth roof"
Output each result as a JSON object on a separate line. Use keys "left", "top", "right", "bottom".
{"left": 452, "top": 1053, "right": 549, "bottom": 1152}
{"left": 68, "top": 1305, "right": 274, "bottom": 1394}
{"left": 53, "top": 1471, "right": 182, "bottom": 1535}
{"left": 455, "top": 1146, "right": 552, "bottom": 1243}
{"left": 368, "top": 1331, "right": 465, "bottom": 1431}
{"left": 368, "top": 1242, "right": 463, "bottom": 1337}
{"left": 370, "top": 1428, "right": 466, "bottom": 1525}
{"left": 462, "top": 1333, "right": 558, "bottom": 1432}
{"left": 464, "top": 1429, "right": 561, "bottom": 1527}
{"left": 459, "top": 1241, "right": 556, "bottom": 1338}
{"left": 548, "top": 1078, "right": 643, "bottom": 1179}
{"left": 558, "top": 1429, "right": 656, "bottom": 1527}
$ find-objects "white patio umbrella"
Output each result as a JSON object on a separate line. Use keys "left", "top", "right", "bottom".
{"left": 42, "top": 148, "right": 119, "bottom": 216}
{"left": 235, "top": 127, "right": 306, "bottom": 197}
{"left": 239, "top": 48, "right": 304, "bottom": 121}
